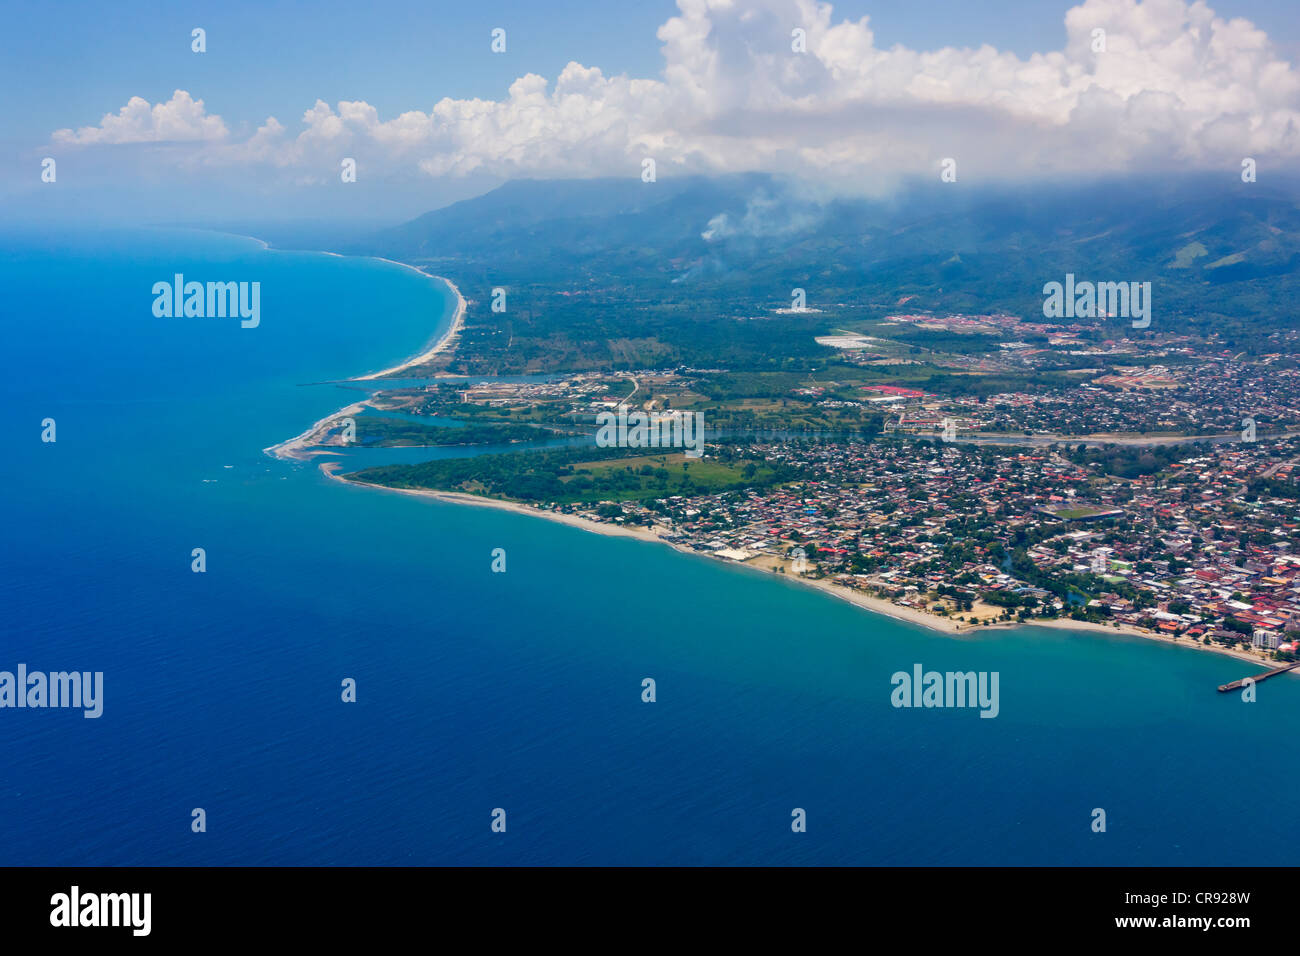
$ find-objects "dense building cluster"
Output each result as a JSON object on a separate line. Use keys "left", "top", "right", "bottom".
{"left": 558, "top": 436, "right": 1300, "bottom": 657}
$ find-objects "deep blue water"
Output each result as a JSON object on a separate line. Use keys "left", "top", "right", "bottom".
{"left": 0, "top": 228, "right": 1296, "bottom": 866}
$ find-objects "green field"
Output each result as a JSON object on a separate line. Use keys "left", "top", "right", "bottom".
{"left": 346, "top": 445, "right": 793, "bottom": 504}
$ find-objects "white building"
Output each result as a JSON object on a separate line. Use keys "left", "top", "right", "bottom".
{"left": 1252, "top": 628, "right": 1280, "bottom": 650}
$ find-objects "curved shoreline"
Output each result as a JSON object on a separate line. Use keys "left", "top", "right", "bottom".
{"left": 213, "top": 232, "right": 465, "bottom": 381}
{"left": 264, "top": 400, "right": 372, "bottom": 461}
{"left": 353, "top": 264, "right": 465, "bottom": 381}
{"left": 274, "top": 243, "right": 1286, "bottom": 680}
{"left": 320, "top": 465, "right": 1284, "bottom": 675}
{"left": 263, "top": 262, "right": 464, "bottom": 461}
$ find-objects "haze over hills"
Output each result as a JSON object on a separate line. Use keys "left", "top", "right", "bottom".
{"left": 326, "top": 174, "right": 1300, "bottom": 373}
{"left": 361, "top": 174, "right": 1297, "bottom": 300}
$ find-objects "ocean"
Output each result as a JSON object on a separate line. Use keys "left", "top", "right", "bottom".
{"left": 0, "top": 227, "right": 1296, "bottom": 865}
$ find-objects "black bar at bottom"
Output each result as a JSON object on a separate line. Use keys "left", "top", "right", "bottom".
{"left": 0, "top": 866, "right": 1278, "bottom": 942}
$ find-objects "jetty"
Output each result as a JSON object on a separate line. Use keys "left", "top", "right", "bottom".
{"left": 1217, "top": 661, "right": 1299, "bottom": 693}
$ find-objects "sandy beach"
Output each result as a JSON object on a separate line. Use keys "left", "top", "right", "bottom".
{"left": 264, "top": 266, "right": 465, "bottom": 461}
{"left": 353, "top": 268, "right": 465, "bottom": 381}
{"left": 1019, "top": 616, "right": 1277, "bottom": 668}
{"left": 274, "top": 246, "right": 1285, "bottom": 680}
{"left": 264, "top": 400, "right": 372, "bottom": 461}
{"left": 324, "top": 465, "right": 681, "bottom": 546}
{"left": 320, "top": 465, "right": 1285, "bottom": 676}
{"left": 794, "top": 573, "right": 997, "bottom": 635}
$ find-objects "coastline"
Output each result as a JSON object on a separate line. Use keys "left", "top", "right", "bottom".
{"left": 353, "top": 267, "right": 465, "bottom": 381}
{"left": 263, "top": 264, "right": 465, "bottom": 461}
{"left": 264, "top": 400, "right": 371, "bottom": 461}
{"left": 218, "top": 232, "right": 466, "bottom": 381}
{"left": 272, "top": 245, "right": 1285, "bottom": 680}
{"left": 320, "top": 465, "right": 1284, "bottom": 674}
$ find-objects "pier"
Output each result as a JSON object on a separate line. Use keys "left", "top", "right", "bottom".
{"left": 1217, "top": 661, "right": 1299, "bottom": 693}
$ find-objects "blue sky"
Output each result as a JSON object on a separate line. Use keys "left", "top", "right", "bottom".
{"left": 3, "top": 0, "right": 1298, "bottom": 224}
{"left": 5, "top": 0, "right": 1296, "bottom": 140}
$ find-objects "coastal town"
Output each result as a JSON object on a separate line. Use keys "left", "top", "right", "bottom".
{"left": 22, "top": 0, "right": 1300, "bottom": 882}
{"left": 494, "top": 433, "right": 1300, "bottom": 661}
{"left": 271, "top": 297, "right": 1300, "bottom": 670}
{"left": 369, "top": 315, "right": 1300, "bottom": 666}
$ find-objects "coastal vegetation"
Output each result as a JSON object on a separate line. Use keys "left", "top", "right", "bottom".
{"left": 352, "top": 417, "right": 560, "bottom": 447}
{"left": 347, "top": 445, "right": 795, "bottom": 504}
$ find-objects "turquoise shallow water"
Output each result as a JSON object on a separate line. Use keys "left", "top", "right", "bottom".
{"left": 0, "top": 227, "right": 1296, "bottom": 865}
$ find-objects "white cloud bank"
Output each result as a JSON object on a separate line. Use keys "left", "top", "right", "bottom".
{"left": 53, "top": 90, "right": 228, "bottom": 145}
{"left": 48, "top": 0, "right": 1300, "bottom": 183}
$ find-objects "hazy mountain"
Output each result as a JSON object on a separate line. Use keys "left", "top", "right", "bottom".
{"left": 347, "top": 174, "right": 1300, "bottom": 346}
{"left": 360, "top": 174, "right": 1295, "bottom": 279}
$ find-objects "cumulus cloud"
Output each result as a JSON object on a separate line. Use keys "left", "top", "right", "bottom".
{"left": 52, "top": 90, "right": 228, "bottom": 145}
{"left": 49, "top": 0, "right": 1300, "bottom": 183}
